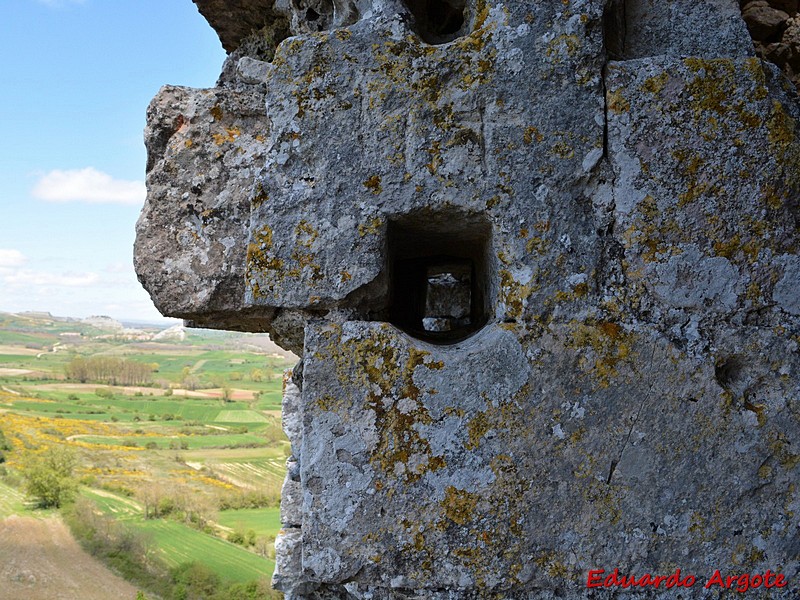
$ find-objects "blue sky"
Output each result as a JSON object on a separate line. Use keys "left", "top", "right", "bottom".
{"left": 0, "top": 0, "right": 227, "bottom": 322}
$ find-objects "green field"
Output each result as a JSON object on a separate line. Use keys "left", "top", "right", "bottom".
{"left": 82, "top": 488, "right": 277, "bottom": 582}
{"left": 6, "top": 386, "right": 284, "bottom": 422}
{"left": 216, "top": 409, "right": 270, "bottom": 423}
{"left": 0, "top": 480, "right": 26, "bottom": 518}
{"left": 82, "top": 488, "right": 141, "bottom": 518}
{"left": 77, "top": 433, "right": 272, "bottom": 450}
{"left": 0, "top": 311, "right": 294, "bottom": 596}
{"left": 141, "top": 520, "right": 275, "bottom": 581}
{"left": 217, "top": 507, "right": 282, "bottom": 538}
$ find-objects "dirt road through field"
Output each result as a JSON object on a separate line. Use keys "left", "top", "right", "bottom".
{"left": 0, "top": 515, "right": 140, "bottom": 600}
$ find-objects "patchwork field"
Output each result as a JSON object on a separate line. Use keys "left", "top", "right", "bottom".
{"left": 82, "top": 488, "right": 280, "bottom": 581}
{"left": 217, "top": 507, "right": 282, "bottom": 538}
{"left": 0, "top": 311, "right": 295, "bottom": 598}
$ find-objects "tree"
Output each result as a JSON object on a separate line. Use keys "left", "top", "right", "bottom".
{"left": 24, "top": 446, "right": 77, "bottom": 508}
{"left": 250, "top": 368, "right": 264, "bottom": 382}
{"left": 0, "top": 428, "right": 11, "bottom": 464}
{"left": 65, "top": 356, "right": 154, "bottom": 385}
{"left": 171, "top": 562, "right": 220, "bottom": 600}
{"left": 183, "top": 375, "right": 200, "bottom": 391}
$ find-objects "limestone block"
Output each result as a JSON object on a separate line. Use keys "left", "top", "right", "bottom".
{"left": 621, "top": 0, "right": 754, "bottom": 59}
{"left": 283, "top": 372, "right": 304, "bottom": 444}
{"left": 134, "top": 84, "right": 271, "bottom": 329}
{"left": 135, "top": 1, "right": 800, "bottom": 598}
{"left": 293, "top": 320, "right": 800, "bottom": 596}
{"left": 243, "top": 2, "right": 608, "bottom": 333}
{"left": 606, "top": 56, "right": 800, "bottom": 332}
{"left": 273, "top": 528, "right": 304, "bottom": 592}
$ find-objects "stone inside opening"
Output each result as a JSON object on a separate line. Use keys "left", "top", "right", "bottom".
{"left": 388, "top": 213, "right": 491, "bottom": 343}
{"left": 402, "top": 0, "right": 468, "bottom": 44}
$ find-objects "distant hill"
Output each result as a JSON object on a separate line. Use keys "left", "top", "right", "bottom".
{"left": 0, "top": 311, "right": 297, "bottom": 360}
{"left": 81, "top": 315, "right": 125, "bottom": 331}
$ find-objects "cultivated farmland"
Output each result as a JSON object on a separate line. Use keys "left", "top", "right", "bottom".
{"left": 0, "top": 311, "right": 294, "bottom": 599}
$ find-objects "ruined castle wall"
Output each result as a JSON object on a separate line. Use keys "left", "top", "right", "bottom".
{"left": 135, "top": 1, "right": 800, "bottom": 597}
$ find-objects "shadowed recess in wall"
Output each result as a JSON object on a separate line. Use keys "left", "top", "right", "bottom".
{"left": 388, "top": 210, "right": 492, "bottom": 343}
{"left": 402, "top": 0, "right": 469, "bottom": 44}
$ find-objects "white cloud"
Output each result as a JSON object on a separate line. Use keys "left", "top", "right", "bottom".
{"left": 32, "top": 168, "right": 145, "bottom": 205}
{"left": 104, "top": 262, "right": 132, "bottom": 274}
{"left": 3, "top": 269, "right": 100, "bottom": 287}
{"left": 0, "top": 249, "right": 27, "bottom": 268}
{"left": 34, "top": 0, "right": 86, "bottom": 7}
{"left": 0, "top": 273, "right": 168, "bottom": 323}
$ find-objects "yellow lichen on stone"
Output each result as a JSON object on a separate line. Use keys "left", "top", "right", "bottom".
{"left": 441, "top": 486, "right": 479, "bottom": 525}
{"left": 545, "top": 34, "right": 581, "bottom": 63}
{"left": 331, "top": 331, "right": 448, "bottom": 484}
{"left": 607, "top": 88, "right": 630, "bottom": 113}
{"left": 523, "top": 126, "right": 544, "bottom": 144}
{"left": 567, "top": 320, "right": 635, "bottom": 388}
{"left": 357, "top": 216, "right": 383, "bottom": 237}
{"left": 212, "top": 126, "right": 241, "bottom": 146}
{"left": 640, "top": 73, "right": 668, "bottom": 95}
{"left": 466, "top": 411, "right": 490, "bottom": 450}
{"left": 295, "top": 220, "right": 319, "bottom": 248}
{"left": 499, "top": 270, "right": 532, "bottom": 319}
{"left": 363, "top": 174, "right": 382, "bottom": 194}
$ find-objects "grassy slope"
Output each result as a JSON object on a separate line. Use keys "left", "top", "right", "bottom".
{"left": 83, "top": 488, "right": 277, "bottom": 582}
{"left": 0, "top": 480, "right": 26, "bottom": 518}
{"left": 216, "top": 507, "right": 282, "bottom": 538}
{"left": 141, "top": 520, "right": 275, "bottom": 581}
{"left": 0, "top": 313, "right": 293, "bottom": 591}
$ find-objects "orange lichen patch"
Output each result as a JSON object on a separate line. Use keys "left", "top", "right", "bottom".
{"left": 567, "top": 320, "right": 635, "bottom": 388}
{"left": 212, "top": 126, "right": 241, "bottom": 145}
{"left": 607, "top": 88, "right": 630, "bottom": 113}
{"left": 363, "top": 175, "right": 382, "bottom": 194}
{"left": 441, "top": 486, "right": 479, "bottom": 525}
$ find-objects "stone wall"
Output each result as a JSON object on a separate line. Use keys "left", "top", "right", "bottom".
{"left": 741, "top": 0, "right": 800, "bottom": 89}
{"left": 135, "top": 1, "right": 800, "bottom": 598}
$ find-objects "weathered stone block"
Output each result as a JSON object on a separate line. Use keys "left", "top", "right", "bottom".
{"left": 135, "top": 1, "right": 800, "bottom": 597}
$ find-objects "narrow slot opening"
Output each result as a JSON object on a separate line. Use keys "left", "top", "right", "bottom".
{"left": 388, "top": 211, "right": 492, "bottom": 344}
{"left": 603, "top": 0, "right": 627, "bottom": 60}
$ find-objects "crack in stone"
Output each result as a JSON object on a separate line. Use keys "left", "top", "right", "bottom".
{"left": 607, "top": 342, "right": 658, "bottom": 485}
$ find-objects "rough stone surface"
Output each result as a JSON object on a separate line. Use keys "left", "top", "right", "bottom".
{"left": 193, "top": 0, "right": 286, "bottom": 52}
{"left": 742, "top": 0, "right": 800, "bottom": 88}
{"left": 622, "top": 0, "right": 754, "bottom": 59}
{"left": 135, "top": 83, "right": 274, "bottom": 331}
{"left": 743, "top": 2, "right": 790, "bottom": 39}
{"left": 135, "top": 0, "right": 800, "bottom": 598}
